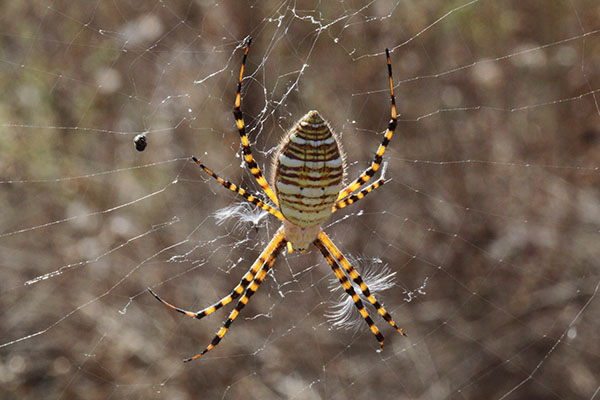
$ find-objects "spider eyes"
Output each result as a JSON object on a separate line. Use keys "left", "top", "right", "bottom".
{"left": 134, "top": 134, "right": 147, "bottom": 152}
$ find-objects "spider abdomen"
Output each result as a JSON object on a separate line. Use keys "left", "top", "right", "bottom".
{"left": 274, "top": 110, "right": 344, "bottom": 228}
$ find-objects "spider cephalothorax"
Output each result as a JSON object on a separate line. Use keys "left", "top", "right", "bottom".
{"left": 149, "top": 38, "right": 405, "bottom": 362}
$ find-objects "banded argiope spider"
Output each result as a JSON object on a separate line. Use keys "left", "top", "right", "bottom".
{"left": 148, "top": 38, "right": 406, "bottom": 362}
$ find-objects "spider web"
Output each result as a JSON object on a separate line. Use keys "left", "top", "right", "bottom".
{"left": 1, "top": 1, "right": 599, "bottom": 399}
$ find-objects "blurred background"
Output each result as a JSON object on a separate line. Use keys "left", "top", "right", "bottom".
{"left": 1, "top": 1, "right": 599, "bottom": 399}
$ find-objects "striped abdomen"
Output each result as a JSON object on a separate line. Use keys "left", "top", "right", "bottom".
{"left": 274, "top": 110, "right": 344, "bottom": 228}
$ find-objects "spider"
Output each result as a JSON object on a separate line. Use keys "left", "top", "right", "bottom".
{"left": 148, "top": 38, "right": 405, "bottom": 362}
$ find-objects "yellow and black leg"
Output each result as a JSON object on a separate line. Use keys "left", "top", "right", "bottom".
{"left": 314, "top": 238, "right": 385, "bottom": 350}
{"left": 318, "top": 231, "right": 406, "bottom": 336}
{"left": 184, "top": 234, "right": 288, "bottom": 361}
{"left": 191, "top": 157, "right": 284, "bottom": 221}
{"left": 148, "top": 229, "right": 285, "bottom": 321}
{"left": 332, "top": 162, "right": 388, "bottom": 213}
{"left": 337, "top": 49, "right": 397, "bottom": 201}
{"left": 233, "top": 37, "right": 279, "bottom": 206}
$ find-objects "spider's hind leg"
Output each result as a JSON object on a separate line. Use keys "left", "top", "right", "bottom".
{"left": 148, "top": 287, "right": 230, "bottom": 320}
{"left": 317, "top": 231, "right": 406, "bottom": 337}
{"left": 148, "top": 228, "right": 287, "bottom": 322}
{"left": 184, "top": 232, "right": 288, "bottom": 361}
{"left": 314, "top": 238, "right": 385, "bottom": 350}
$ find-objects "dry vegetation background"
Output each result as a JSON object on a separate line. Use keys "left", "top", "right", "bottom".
{"left": 1, "top": 1, "right": 599, "bottom": 399}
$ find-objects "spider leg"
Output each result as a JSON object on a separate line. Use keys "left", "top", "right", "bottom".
{"left": 318, "top": 231, "right": 406, "bottom": 336}
{"left": 233, "top": 37, "right": 279, "bottom": 206}
{"left": 313, "top": 238, "right": 385, "bottom": 350}
{"left": 191, "top": 157, "right": 284, "bottom": 221}
{"left": 337, "top": 49, "right": 397, "bottom": 201}
{"left": 184, "top": 234, "right": 288, "bottom": 362}
{"left": 332, "top": 162, "right": 388, "bottom": 213}
{"left": 148, "top": 228, "right": 286, "bottom": 320}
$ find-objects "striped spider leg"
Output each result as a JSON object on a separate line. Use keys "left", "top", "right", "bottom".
{"left": 182, "top": 229, "right": 288, "bottom": 362}
{"left": 149, "top": 39, "right": 405, "bottom": 361}
{"left": 335, "top": 49, "right": 397, "bottom": 205}
{"left": 332, "top": 161, "right": 388, "bottom": 213}
{"left": 233, "top": 37, "right": 279, "bottom": 206}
